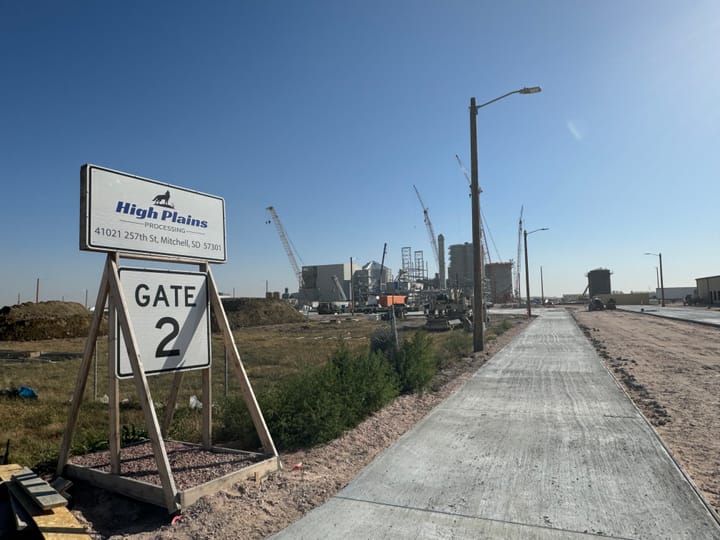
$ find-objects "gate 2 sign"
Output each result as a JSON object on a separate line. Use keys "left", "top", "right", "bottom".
{"left": 117, "top": 268, "right": 210, "bottom": 379}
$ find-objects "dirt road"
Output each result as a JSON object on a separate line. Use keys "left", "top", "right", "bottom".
{"left": 573, "top": 307, "right": 720, "bottom": 516}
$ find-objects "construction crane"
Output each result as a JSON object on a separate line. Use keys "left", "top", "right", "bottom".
{"left": 514, "top": 205, "right": 524, "bottom": 303}
{"left": 266, "top": 206, "right": 303, "bottom": 289}
{"left": 454, "top": 154, "right": 500, "bottom": 263}
{"left": 377, "top": 242, "right": 387, "bottom": 294}
{"left": 413, "top": 185, "right": 439, "bottom": 270}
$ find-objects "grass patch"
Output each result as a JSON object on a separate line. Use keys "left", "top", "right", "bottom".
{"left": 1, "top": 316, "right": 516, "bottom": 467}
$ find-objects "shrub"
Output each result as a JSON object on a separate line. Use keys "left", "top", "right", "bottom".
{"left": 369, "top": 327, "right": 397, "bottom": 356}
{"left": 219, "top": 346, "right": 399, "bottom": 451}
{"left": 388, "top": 332, "right": 437, "bottom": 394}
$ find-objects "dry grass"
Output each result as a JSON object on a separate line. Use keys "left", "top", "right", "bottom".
{"left": 0, "top": 317, "right": 390, "bottom": 467}
{"left": 0, "top": 314, "right": 513, "bottom": 470}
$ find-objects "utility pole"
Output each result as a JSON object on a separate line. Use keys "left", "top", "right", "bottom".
{"left": 470, "top": 98, "right": 484, "bottom": 352}
{"left": 659, "top": 253, "right": 665, "bottom": 307}
{"left": 540, "top": 266, "right": 545, "bottom": 306}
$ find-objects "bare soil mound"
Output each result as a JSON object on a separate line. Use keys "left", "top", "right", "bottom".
{"left": 218, "top": 298, "right": 305, "bottom": 329}
{"left": 0, "top": 301, "right": 95, "bottom": 341}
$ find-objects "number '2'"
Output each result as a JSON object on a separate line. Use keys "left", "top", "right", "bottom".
{"left": 155, "top": 317, "right": 181, "bottom": 357}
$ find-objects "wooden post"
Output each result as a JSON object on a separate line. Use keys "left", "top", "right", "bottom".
{"left": 206, "top": 266, "right": 277, "bottom": 457}
{"left": 106, "top": 258, "right": 178, "bottom": 512}
{"left": 56, "top": 256, "right": 111, "bottom": 476}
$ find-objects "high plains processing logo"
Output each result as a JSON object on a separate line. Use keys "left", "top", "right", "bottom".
{"left": 114, "top": 190, "right": 209, "bottom": 229}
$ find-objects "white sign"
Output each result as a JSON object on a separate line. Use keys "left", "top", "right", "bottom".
{"left": 81, "top": 164, "right": 226, "bottom": 262}
{"left": 116, "top": 268, "right": 211, "bottom": 379}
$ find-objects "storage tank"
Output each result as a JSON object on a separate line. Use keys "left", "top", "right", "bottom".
{"left": 587, "top": 268, "right": 611, "bottom": 297}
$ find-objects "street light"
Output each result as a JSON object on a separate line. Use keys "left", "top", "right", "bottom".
{"left": 645, "top": 252, "right": 665, "bottom": 307}
{"left": 524, "top": 227, "right": 548, "bottom": 318}
{"left": 470, "top": 86, "right": 541, "bottom": 352}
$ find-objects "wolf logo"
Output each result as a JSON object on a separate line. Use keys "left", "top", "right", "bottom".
{"left": 152, "top": 190, "right": 171, "bottom": 206}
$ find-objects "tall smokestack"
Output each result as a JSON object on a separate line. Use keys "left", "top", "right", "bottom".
{"left": 438, "top": 234, "right": 446, "bottom": 289}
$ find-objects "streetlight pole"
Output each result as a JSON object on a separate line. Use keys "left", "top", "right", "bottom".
{"left": 524, "top": 227, "right": 549, "bottom": 318}
{"left": 645, "top": 252, "right": 665, "bottom": 307}
{"left": 469, "top": 86, "right": 541, "bottom": 352}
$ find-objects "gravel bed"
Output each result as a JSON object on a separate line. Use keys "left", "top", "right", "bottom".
{"left": 69, "top": 440, "right": 264, "bottom": 491}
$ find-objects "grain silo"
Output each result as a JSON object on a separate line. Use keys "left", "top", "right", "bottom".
{"left": 587, "top": 268, "right": 612, "bottom": 297}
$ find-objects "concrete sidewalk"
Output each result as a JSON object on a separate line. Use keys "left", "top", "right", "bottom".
{"left": 272, "top": 309, "right": 720, "bottom": 539}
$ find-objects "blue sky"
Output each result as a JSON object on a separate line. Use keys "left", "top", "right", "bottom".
{"left": 2, "top": 1, "right": 719, "bottom": 307}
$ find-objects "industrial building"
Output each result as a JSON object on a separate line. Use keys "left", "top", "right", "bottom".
{"left": 485, "top": 262, "right": 513, "bottom": 304}
{"left": 298, "top": 262, "right": 393, "bottom": 306}
{"left": 352, "top": 261, "right": 393, "bottom": 303}
{"left": 695, "top": 275, "right": 720, "bottom": 304}
{"left": 446, "top": 242, "right": 515, "bottom": 304}
{"left": 447, "top": 243, "right": 473, "bottom": 292}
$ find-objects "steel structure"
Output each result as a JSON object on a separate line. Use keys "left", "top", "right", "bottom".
{"left": 266, "top": 206, "right": 303, "bottom": 288}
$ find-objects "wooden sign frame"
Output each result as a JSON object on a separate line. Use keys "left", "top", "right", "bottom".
{"left": 56, "top": 252, "right": 279, "bottom": 512}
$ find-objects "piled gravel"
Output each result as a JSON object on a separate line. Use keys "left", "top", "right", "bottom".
{"left": 69, "top": 440, "right": 264, "bottom": 491}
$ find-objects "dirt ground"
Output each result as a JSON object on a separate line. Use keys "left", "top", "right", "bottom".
{"left": 573, "top": 307, "right": 720, "bottom": 517}
{"left": 66, "top": 308, "right": 720, "bottom": 538}
{"left": 69, "top": 319, "right": 529, "bottom": 539}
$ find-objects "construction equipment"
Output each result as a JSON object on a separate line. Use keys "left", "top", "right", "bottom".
{"left": 377, "top": 242, "right": 387, "bottom": 293}
{"left": 266, "top": 206, "right": 303, "bottom": 289}
{"left": 514, "top": 206, "right": 524, "bottom": 303}
{"left": 413, "top": 185, "right": 439, "bottom": 270}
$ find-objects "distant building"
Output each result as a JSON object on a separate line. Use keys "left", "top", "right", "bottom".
{"left": 655, "top": 287, "right": 696, "bottom": 303}
{"left": 447, "top": 243, "right": 473, "bottom": 293}
{"left": 485, "top": 262, "right": 513, "bottom": 304}
{"left": 695, "top": 275, "right": 720, "bottom": 304}
{"left": 352, "top": 261, "right": 393, "bottom": 303}
{"left": 299, "top": 263, "right": 351, "bottom": 304}
{"left": 447, "top": 242, "right": 513, "bottom": 303}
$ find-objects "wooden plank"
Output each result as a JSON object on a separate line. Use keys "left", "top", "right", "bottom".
{"left": 6, "top": 481, "right": 89, "bottom": 539}
{"left": 202, "top": 367, "right": 212, "bottom": 448}
{"left": 206, "top": 267, "right": 278, "bottom": 457}
{"left": 56, "top": 257, "right": 111, "bottom": 476}
{"left": 0, "top": 464, "right": 24, "bottom": 483}
{"left": 179, "top": 455, "right": 280, "bottom": 508}
{"left": 199, "top": 262, "right": 212, "bottom": 449}
{"left": 63, "top": 464, "right": 166, "bottom": 508}
{"left": 107, "top": 258, "right": 179, "bottom": 513}
{"left": 108, "top": 279, "right": 121, "bottom": 475}
{"left": 12, "top": 468, "right": 67, "bottom": 510}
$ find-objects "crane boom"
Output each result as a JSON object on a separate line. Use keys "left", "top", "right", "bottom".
{"left": 266, "top": 206, "right": 303, "bottom": 288}
{"left": 413, "top": 185, "right": 440, "bottom": 269}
